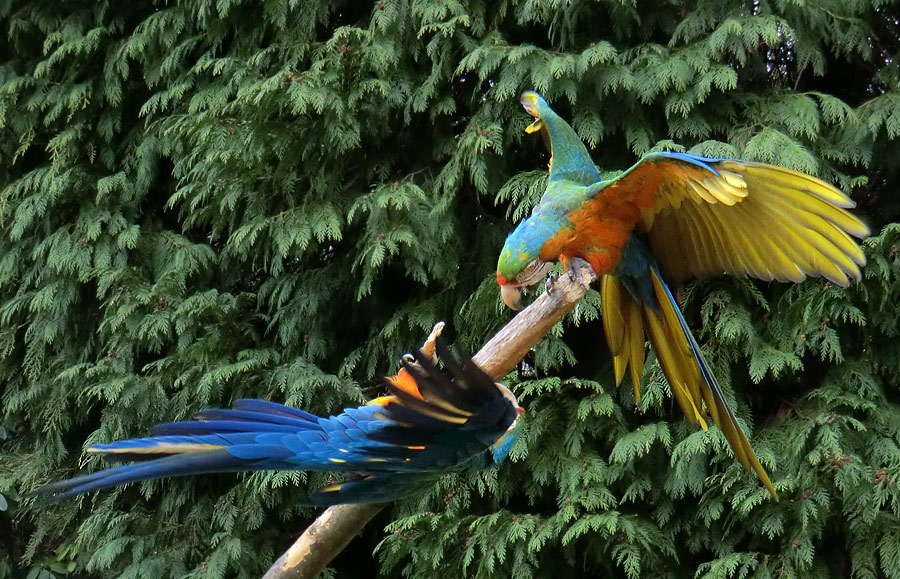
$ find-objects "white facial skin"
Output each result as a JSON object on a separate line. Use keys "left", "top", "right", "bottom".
{"left": 496, "top": 383, "right": 524, "bottom": 430}
{"left": 500, "top": 260, "right": 552, "bottom": 310}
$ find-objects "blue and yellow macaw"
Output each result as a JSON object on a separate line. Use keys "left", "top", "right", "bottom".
{"left": 496, "top": 91, "right": 870, "bottom": 500}
{"left": 32, "top": 339, "right": 523, "bottom": 505}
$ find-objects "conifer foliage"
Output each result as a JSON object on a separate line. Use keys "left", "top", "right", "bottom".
{"left": 2, "top": 0, "right": 900, "bottom": 577}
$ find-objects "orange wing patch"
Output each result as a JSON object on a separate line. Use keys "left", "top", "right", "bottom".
{"left": 368, "top": 368, "right": 425, "bottom": 407}
{"left": 387, "top": 368, "right": 424, "bottom": 400}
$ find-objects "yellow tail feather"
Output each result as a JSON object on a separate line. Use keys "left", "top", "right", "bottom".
{"left": 600, "top": 271, "right": 778, "bottom": 500}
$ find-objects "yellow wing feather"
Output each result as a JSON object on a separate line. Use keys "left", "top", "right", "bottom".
{"left": 621, "top": 155, "right": 870, "bottom": 285}
{"left": 601, "top": 276, "right": 648, "bottom": 403}
{"left": 642, "top": 307, "right": 708, "bottom": 429}
{"left": 625, "top": 295, "right": 645, "bottom": 402}
{"left": 600, "top": 269, "right": 778, "bottom": 499}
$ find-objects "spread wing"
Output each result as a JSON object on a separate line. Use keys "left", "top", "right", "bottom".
{"left": 30, "top": 339, "right": 522, "bottom": 505}
{"left": 601, "top": 151, "right": 870, "bottom": 286}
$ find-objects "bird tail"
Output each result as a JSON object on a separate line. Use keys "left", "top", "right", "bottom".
{"left": 32, "top": 339, "right": 522, "bottom": 505}
{"left": 601, "top": 267, "right": 777, "bottom": 500}
{"left": 29, "top": 400, "right": 321, "bottom": 501}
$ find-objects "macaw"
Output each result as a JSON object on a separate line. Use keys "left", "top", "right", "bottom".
{"left": 496, "top": 91, "right": 870, "bottom": 500}
{"left": 31, "top": 339, "right": 523, "bottom": 505}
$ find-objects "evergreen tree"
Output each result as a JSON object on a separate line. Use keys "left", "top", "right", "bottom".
{"left": 1, "top": 0, "right": 899, "bottom": 577}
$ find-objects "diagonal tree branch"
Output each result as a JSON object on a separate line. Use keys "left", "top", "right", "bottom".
{"left": 261, "top": 263, "right": 597, "bottom": 579}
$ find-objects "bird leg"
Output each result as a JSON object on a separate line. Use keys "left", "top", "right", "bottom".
{"left": 420, "top": 322, "right": 445, "bottom": 363}
{"left": 544, "top": 272, "right": 560, "bottom": 298}
{"left": 546, "top": 258, "right": 595, "bottom": 299}
{"left": 402, "top": 322, "right": 445, "bottom": 369}
{"left": 566, "top": 257, "right": 596, "bottom": 290}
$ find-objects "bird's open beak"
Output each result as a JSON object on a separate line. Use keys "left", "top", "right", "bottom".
{"left": 500, "top": 284, "right": 524, "bottom": 311}
{"left": 525, "top": 118, "right": 544, "bottom": 134}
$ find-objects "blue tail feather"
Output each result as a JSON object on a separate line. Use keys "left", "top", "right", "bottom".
{"left": 150, "top": 400, "right": 321, "bottom": 437}
{"left": 151, "top": 420, "right": 308, "bottom": 436}
{"left": 233, "top": 399, "right": 320, "bottom": 422}
{"left": 31, "top": 338, "right": 522, "bottom": 505}
{"left": 34, "top": 449, "right": 245, "bottom": 501}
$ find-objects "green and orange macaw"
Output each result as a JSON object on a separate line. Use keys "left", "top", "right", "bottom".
{"left": 496, "top": 91, "right": 870, "bottom": 500}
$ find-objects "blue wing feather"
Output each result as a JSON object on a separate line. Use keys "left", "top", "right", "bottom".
{"left": 31, "top": 339, "right": 523, "bottom": 505}
{"left": 652, "top": 151, "right": 722, "bottom": 175}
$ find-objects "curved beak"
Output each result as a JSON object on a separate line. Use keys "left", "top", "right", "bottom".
{"left": 498, "top": 260, "right": 552, "bottom": 311}
{"left": 525, "top": 118, "right": 544, "bottom": 134}
{"left": 500, "top": 284, "right": 524, "bottom": 311}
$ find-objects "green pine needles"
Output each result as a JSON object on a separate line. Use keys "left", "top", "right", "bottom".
{"left": 2, "top": 0, "right": 900, "bottom": 577}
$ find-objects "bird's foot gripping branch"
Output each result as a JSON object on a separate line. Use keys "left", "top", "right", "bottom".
{"left": 566, "top": 257, "right": 595, "bottom": 290}
{"left": 541, "top": 257, "right": 595, "bottom": 300}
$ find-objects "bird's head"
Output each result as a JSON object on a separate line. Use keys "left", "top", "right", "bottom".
{"left": 520, "top": 91, "right": 553, "bottom": 131}
{"left": 496, "top": 214, "right": 554, "bottom": 310}
{"left": 496, "top": 259, "right": 552, "bottom": 311}
{"left": 519, "top": 90, "right": 601, "bottom": 186}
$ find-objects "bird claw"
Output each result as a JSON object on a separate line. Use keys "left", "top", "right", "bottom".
{"left": 567, "top": 257, "right": 596, "bottom": 288}
{"left": 544, "top": 273, "right": 559, "bottom": 298}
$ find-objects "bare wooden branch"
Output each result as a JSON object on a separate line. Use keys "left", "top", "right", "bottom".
{"left": 471, "top": 262, "right": 596, "bottom": 377}
{"left": 260, "top": 503, "right": 384, "bottom": 579}
{"left": 261, "top": 263, "right": 597, "bottom": 579}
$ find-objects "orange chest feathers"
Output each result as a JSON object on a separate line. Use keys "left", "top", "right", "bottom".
{"left": 538, "top": 195, "right": 645, "bottom": 276}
